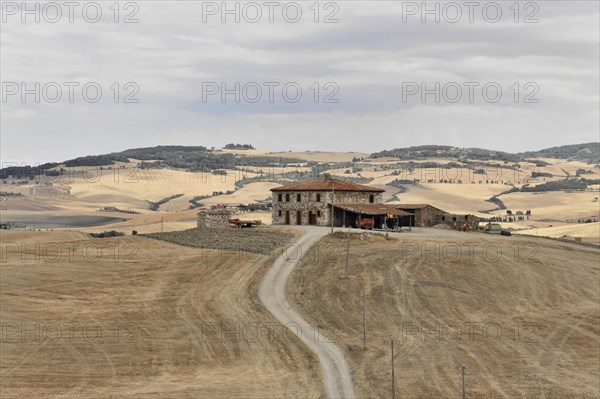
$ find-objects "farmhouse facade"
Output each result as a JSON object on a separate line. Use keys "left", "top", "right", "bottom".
{"left": 271, "top": 175, "right": 385, "bottom": 227}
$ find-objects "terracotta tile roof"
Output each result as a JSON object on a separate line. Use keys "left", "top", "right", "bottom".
{"left": 394, "top": 204, "right": 433, "bottom": 209}
{"left": 271, "top": 178, "right": 385, "bottom": 192}
{"left": 393, "top": 204, "right": 448, "bottom": 213}
{"left": 334, "top": 203, "right": 411, "bottom": 216}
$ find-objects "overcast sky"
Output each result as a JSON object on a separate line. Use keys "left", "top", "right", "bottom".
{"left": 1, "top": 1, "right": 599, "bottom": 164}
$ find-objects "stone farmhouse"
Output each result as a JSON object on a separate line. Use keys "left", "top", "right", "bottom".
{"left": 271, "top": 175, "right": 386, "bottom": 227}
{"left": 271, "top": 175, "right": 479, "bottom": 230}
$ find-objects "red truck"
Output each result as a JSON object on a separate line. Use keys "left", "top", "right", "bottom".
{"left": 355, "top": 218, "right": 375, "bottom": 229}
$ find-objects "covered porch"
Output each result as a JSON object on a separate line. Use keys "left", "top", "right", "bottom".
{"left": 331, "top": 203, "right": 413, "bottom": 230}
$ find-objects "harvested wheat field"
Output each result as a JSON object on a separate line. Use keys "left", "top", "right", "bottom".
{"left": 389, "top": 183, "right": 509, "bottom": 214}
{"left": 499, "top": 191, "right": 600, "bottom": 221}
{"left": 60, "top": 167, "right": 252, "bottom": 212}
{"left": 288, "top": 230, "right": 600, "bottom": 399}
{"left": 260, "top": 151, "right": 369, "bottom": 163}
{"left": 0, "top": 228, "right": 323, "bottom": 398}
{"left": 513, "top": 222, "right": 600, "bottom": 245}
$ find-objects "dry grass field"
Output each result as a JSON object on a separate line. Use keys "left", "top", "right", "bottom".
{"left": 498, "top": 191, "right": 600, "bottom": 221}
{"left": 1, "top": 148, "right": 599, "bottom": 398}
{"left": 388, "top": 183, "right": 509, "bottom": 215}
{"left": 199, "top": 182, "right": 279, "bottom": 208}
{"left": 513, "top": 222, "right": 600, "bottom": 244}
{"left": 0, "top": 229, "right": 323, "bottom": 398}
{"left": 0, "top": 166, "right": 257, "bottom": 212}
{"left": 288, "top": 231, "right": 600, "bottom": 398}
{"left": 1, "top": 154, "right": 597, "bottom": 239}
{"left": 64, "top": 168, "right": 251, "bottom": 212}
{"left": 263, "top": 151, "right": 369, "bottom": 163}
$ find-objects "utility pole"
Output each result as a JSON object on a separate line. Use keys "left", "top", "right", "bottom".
{"left": 460, "top": 364, "right": 468, "bottom": 399}
{"left": 330, "top": 186, "right": 335, "bottom": 235}
{"left": 362, "top": 290, "right": 367, "bottom": 349}
{"left": 344, "top": 226, "right": 350, "bottom": 276}
{"left": 391, "top": 340, "right": 395, "bottom": 399}
{"left": 161, "top": 216, "right": 164, "bottom": 233}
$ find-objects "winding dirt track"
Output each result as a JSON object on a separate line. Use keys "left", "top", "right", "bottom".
{"left": 259, "top": 227, "right": 355, "bottom": 399}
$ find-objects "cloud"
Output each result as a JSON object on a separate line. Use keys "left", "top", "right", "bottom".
{"left": 1, "top": 1, "right": 598, "bottom": 163}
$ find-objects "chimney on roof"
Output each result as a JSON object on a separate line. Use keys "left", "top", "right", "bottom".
{"left": 323, "top": 173, "right": 332, "bottom": 180}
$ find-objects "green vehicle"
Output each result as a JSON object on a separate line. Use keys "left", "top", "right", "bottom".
{"left": 484, "top": 222, "right": 502, "bottom": 234}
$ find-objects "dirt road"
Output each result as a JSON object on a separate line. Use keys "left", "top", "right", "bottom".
{"left": 259, "top": 226, "right": 356, "bottom": 399}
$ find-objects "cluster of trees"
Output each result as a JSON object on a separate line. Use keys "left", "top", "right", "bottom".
{"left": 65, "top": 155, "right": 127, "bottom": 167}
{"left": 484, "top": 187, "right": 519, "bottom": 212}
{"left": 188, "top": 192, "right": 236, "bottom": 210}
{"left": 60, "top": 146, "right": 299, "bottom": 170}
{"left": 486, "top": 195, "right": 506, "bottom": 210}
{"left": 147, "top": 194, "right": 184, "bottom": 211}
{"left": 189, "top": 195, "right": 211, "bottom": 209}
{"left": 575, "top": 168, "right": 594, "bottom": 176}
{"left": 370, "top": 143, "right": 600, "bottom": 164}
{"left": 518, "top": 142, "right": 599, "bottom": 163}
{"left": 370, "top": 145, "right": 521, "bottom": 162}
{"left": 388, "top": 179, "right": 418, "bottom": 189}
{"left": 506, "top": 210, "right": 531, "bottom": 215}
{"left": 526, "top": 159, "right": 550, "bottom": 167}
{"left": 101, "top": 207, "right": 138, "bottom": 214}
{"left": 520, "top": 179, "right": 589, "bottom": 192}
{"left": 0, "top": 163, "right": 60, "bottom": 180}
{"left": 90, "top": 230, "right": 125, "bottom": 238}
{"left": 531, "top": 171, "right": 553, "bottom": 178}
{"left": 224, "top": 143, "right": 255, "bottom": 150}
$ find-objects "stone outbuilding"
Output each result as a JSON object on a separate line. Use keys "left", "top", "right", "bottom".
{"left": 392, "top": 204, "right": 448, "bottom": 227}
{"left": 197, "top": 210, "right": 232, "bottom": 228}
{"left": 434, "top": 213, "right": 480, "bottom": 230}
{"left": 393, "top": 204, "right": 479, "bottom": 229}
{"left": 271, "top": 175, "right": 385, "bottom": 226}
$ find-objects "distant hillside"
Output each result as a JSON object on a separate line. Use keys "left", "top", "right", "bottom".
{"left": 518, "top": 143, "right": 600, "bottom": 163}
{"left": 370, "top": 143, "right": 600, "bottom": 164}
{"left": 63, "top": 146, "right": 298, "bottom": 170}
{"left": 3, "top": 143, "right": 599, "bottom": 180}
{"left": 0, "top": 145, "right": 300, "bottom": 180}
{"left": 369, "top": 145, "right": 521, "bottom": 162}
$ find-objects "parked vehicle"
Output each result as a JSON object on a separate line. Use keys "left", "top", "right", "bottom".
{"left": 355, "top": 218, "right": 375, "bottom": 229}
{"left": 452, "top": 222, "right": 472, "bottom": 232}
{"left": 483, "top": 222, "right": 502, "bottom": 234}
{"left": 228, "top": 218, "right": 262, "bottom": 228}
